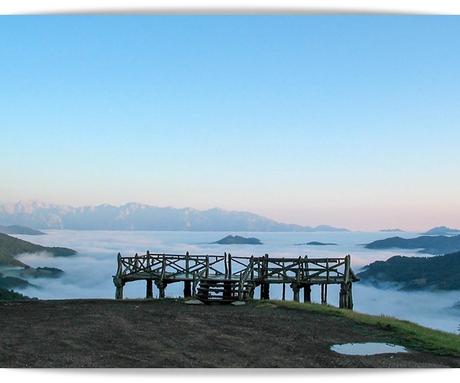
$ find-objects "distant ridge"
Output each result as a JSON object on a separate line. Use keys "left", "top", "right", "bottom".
{"left": 0, "top": 225, "right": 44, "bottom": 235}
{"left": 365, "top": 235, "right": 460, "bottom": 255}
{"left": 379, "top": 228, "right": 404, "bottom": 233}
{"left": 421, "top": 226, "right": 460, "bottom": 236}
{"left": 0, "top": 201, "right": 349, "bottom": 233}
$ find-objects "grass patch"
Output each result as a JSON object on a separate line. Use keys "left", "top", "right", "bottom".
{"left": 268, "top": 300, "right": 460, "bottom": 357}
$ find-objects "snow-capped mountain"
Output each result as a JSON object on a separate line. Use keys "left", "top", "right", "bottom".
{"left": 0, "top": 201, "right": 349, "bottom": 232}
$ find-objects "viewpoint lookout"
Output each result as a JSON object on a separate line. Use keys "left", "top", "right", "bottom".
{"left": 113, "top": 252, "right": 358, "bottom": 308}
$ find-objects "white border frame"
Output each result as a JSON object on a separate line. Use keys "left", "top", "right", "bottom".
{"left": 0, "top": 2, "right": 459, "bottom": 381}
{"left": 1, "top": 0, "right": 460, "bottom": 15}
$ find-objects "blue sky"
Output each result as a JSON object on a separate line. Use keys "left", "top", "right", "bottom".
{"left": 1, "top": 16, "right": 460, "bottom": 230}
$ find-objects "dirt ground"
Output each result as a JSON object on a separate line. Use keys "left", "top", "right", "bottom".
{"left": 0, "top": 299, "right": 459, "bottom": 368}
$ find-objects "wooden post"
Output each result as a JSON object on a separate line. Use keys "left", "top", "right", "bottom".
{"left": 228, "top": 253, "right": 232, "bottom": 279}
{"left": 224, "top": 252, "right": 228, "bottom": 278}
{"left": 339, "top": 283, "right": 346, "bottom": 309}
{"left": 292, "top": 284, "right": 300, "bottom": 302}
{"left": 303, "top": 283, "right": 311, "bottom": 303}
{"left": 185, "top": 251, "right": 190, "bottom": 279}
{"left": 340, "top": 255, "right": 353, "bottom": 310}
{"left": 155, "top": 281, "right": 166, "bottom": 299}
{"left": 115, "top": 284, "right": 124, "bottom": 300}
{"left": 146, "top": 279, "right": 153, "bottom": 299}
{"left": 282, "top": 283, "right": 286, "bottom": 300}
{"left": 223, "top": 280, "right": 232, "bottom": 300}
{"left": 264, "top": 281, "right": 270, "bottom": 300}
{"left": 260, "top": 254, "right": 270, "bottom": 300}
{"left": 325, "top": 258, "right": 329, "bottom": 305}
{"left": 114, "top": 253, "right": 124, "bottom": 300}
{"left": 321, "top": 284, "right": 325, "bottom": 305}
{"left": 183, "top": 281, "right": 192, "bottom": 298}
{"left": 347, "top": 282, "right": 353, "bottom": 310}
{"left": 161, "top": 254, "right": 166, "bottom": 280}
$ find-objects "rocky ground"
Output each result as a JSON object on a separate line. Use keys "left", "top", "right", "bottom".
{"left": 0, "top": 299, "right": 459, "bottom": 368}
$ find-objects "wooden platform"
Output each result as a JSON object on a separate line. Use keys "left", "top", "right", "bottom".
{"left": 113, "top": 252, "right": 358, "bottom": 308}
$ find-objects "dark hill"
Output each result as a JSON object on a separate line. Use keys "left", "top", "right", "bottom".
{"left": 364, "top": 235, "right": 460, "bottom": 255}
{"left": 0, "top": 287, "right": 33, "bottom": 301}
{"left": 213, "top": 235, "right": 262, "bottom": 245}
{"left": 357, "top": 251, "right": 460, "bottom": 290}
{"left": 0, "top": 233, "right": 76, "bottom": 267}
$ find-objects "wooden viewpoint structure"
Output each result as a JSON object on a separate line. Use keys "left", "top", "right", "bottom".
{"left": 113, "top": 252, "right": 358, "bottom": 308}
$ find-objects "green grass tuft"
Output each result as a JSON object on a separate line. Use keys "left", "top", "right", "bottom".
{"left": 268, "top": 300, "right": 460, "bottom": 357}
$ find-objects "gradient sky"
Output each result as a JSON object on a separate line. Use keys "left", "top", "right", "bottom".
{"left": 1, "top": 16, "right": 460, "bottom": 231}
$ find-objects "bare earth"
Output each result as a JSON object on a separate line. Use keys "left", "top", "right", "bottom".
{"left": 0, "top": 299, "right": 459, "bottom": 368}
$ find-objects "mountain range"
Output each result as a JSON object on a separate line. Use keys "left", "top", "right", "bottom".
{"left": 0, "top": 201, "right": 349, "bottom": 232}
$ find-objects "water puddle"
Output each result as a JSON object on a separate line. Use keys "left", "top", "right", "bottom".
{"left": 331, "top": 342, "right": 408, "bottom": 356}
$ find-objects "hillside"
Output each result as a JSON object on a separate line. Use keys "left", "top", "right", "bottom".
{"left": 0, "top": 232, "right": 76, "bottom": 267}
{"left": 364, "top": 235, "right": 460, "bottom": 255}
{"left": 0, "top": 287, "right": 32, "bottom": 301}
{"left": 357, "top": 251, "right": 460, "bottom": 290}
{"left": 0, "top": 201, "right": 349, "bottom": 232}
{"left": 0, "top": 299, "right": 458, "bottom": 367}
{"left": 0, "top": 225, "right": 44, "bottom": 235}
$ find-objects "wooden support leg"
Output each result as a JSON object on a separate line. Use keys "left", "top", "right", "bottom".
{"left": 321, "top": 284, "right": 326, "bottom": 305}
{"left": 183, "top": 281, "right": 192, "bottom": 299}
{"left": 347, "top": 282, "right": 353, "bottom": 310}
{"left": 339, "top": 282, "right": 353, "bottom": 309}
{"left": 249, "top": 285, "right": 255, "bottom": 299}
{"left": 260, "top": 283, "right": 270, "bottom": 300}
{"left": 155, "top": 281, "right": 166, "bottom": 299}
{"left": 303, "top": 284, "right": 311, "bottom": 303}
{"left": 339, "top": 283, "right": 346, "bottom": 309}
{"left": 223, "top": 281, "right": 232, "bottom": 300}
{"left": 292, "top": 284, "right": 300, "bottom": 302}
{"left": 113, "top": 277, "right": 124, "bottom": 300}
{"left": 115, "top": 285, "right": 124, "bottom": 300}
{"left": 146, "top": 279, "right": 153, "bottom": 300}
{"left": 282, "top": 283, "right": 286, "bottom": 301}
